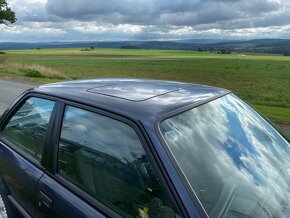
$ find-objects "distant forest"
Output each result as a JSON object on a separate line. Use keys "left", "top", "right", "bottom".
{"left": 1, "top": 38, "right": 290, "bottom": 55}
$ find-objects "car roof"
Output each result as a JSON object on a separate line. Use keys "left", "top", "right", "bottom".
{"left": 32, "top": 78, "right": 230, "bottom": 122}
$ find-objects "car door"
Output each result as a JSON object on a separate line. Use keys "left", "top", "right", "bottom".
{"left": 36, "top": 103, "right": 179, "bottom": 217}
{"left": 0, "top": 96, "right": 56, "bottom": 217}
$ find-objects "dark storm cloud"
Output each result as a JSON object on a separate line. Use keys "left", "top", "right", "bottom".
{"left": 46, "top": 0, "right": 285, "bottom": 28}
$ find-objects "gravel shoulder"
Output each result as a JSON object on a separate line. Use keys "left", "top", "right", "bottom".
{"left": 0, "top": 76, "right": 39, "bottom": 86}
{"left": 276, "top": 122, "right": 290, "bottom": 139}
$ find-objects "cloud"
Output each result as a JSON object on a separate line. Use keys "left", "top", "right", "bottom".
{"left": 45, "top": 0, "right": 287, "bottom": 27}
{"left": 9, "top": 0, "right": 48, "bottom": 22}
{"left": 2, "top": 0, "right": 290, "bottom": 42}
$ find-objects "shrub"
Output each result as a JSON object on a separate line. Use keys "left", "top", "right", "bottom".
{"left": 24, "top": 69, "right": 43, "bottom": 78}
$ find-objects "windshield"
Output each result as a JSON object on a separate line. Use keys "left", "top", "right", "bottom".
{"left": 160, "top": 93, "right": 290, "bottom": 217}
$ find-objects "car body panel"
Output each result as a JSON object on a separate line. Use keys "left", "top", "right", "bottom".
{"left": 0, "top": 140, "right": 44, "bottom": 217}
{"left": 36, "top": 174, "right": 106, "bottom": 218}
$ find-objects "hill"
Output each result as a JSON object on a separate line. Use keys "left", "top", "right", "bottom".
{"left": 1, "top": 39, "right": 290, "bottom": 55}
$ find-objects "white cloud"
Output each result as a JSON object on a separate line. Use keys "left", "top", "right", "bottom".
{"left": 2, "top": 0, "right": 290, "bottom": 42}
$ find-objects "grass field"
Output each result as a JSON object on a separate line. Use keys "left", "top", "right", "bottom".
{"left": 0, "top": 48, "right": 290, "bottom": 123}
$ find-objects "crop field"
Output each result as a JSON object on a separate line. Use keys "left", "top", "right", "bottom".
{"left": 0, "top": 48, "right": 290, "bottom": 125}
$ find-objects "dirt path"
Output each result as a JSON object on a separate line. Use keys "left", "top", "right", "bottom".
{"left": 6, "top": 54, "right": 145, "bottom": 58}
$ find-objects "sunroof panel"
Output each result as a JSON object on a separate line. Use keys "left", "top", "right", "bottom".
{"left": 87, "top": 81, "right": 181, "bottom": 101}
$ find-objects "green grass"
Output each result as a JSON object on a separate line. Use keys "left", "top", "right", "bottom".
{"left": 253, "top": 105, "right": 290, "bottom": 123}
{"left": 1, "top": 48, "right": 290, "bottom": 123}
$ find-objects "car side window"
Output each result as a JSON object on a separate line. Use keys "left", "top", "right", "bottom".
{"left": 58, "top": 106, "right": 175, "bottom": 218}
{"left": 2, "top": 97, "right": 55, "bottom": 162}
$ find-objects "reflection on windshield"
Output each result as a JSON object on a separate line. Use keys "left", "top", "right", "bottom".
{"left": 160, "top": 94, "right": 290, "bottom": 217}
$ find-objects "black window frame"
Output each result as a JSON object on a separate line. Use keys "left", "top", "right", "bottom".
{"left": 45, "top": 99, "right": 185, "bottom": 218}
{"left": 0, "top": 92, "right": 59, "bottom": 169}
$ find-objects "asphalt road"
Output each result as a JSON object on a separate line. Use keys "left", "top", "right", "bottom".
{"left": 0, "top": 80, "right": 34, "bottom": 115}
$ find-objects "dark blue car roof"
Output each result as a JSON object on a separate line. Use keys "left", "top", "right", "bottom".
{"left": 33, "top": 78, "right": 230, "bottom": 122}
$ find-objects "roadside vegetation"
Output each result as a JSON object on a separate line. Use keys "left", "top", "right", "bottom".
{"left": 0, "top": 60, "right": 69, "bottom": 80}
{"left": 0, "top": 48, "right": 289, "bottom": 124}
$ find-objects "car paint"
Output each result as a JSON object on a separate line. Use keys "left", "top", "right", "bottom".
{"left": 36, "top": 174, "right": 106, "bottom": 218}
{"left": 0, "top": 78, "right": 231, "bottom": 217}
{"left": 0, "top": 138, "right": 43, "bottom": 215}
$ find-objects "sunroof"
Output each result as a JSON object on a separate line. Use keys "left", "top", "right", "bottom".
{"left": 87, "top": 81, "right": 182, "bottom": 101}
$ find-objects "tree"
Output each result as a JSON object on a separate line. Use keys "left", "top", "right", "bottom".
{"left": 0, "top": 0, "right": 16, "bottom": 25}
{"left": 219, "top": 48, "right": 232, "bottom": 54}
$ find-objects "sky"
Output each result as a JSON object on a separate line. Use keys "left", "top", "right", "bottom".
{"left": 1, "top": 0, "right": 290, "bottom": 42}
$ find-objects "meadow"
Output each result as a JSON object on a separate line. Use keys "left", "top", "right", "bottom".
{"left": 0, "top": 48, "right": 290, "bottom": 123}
